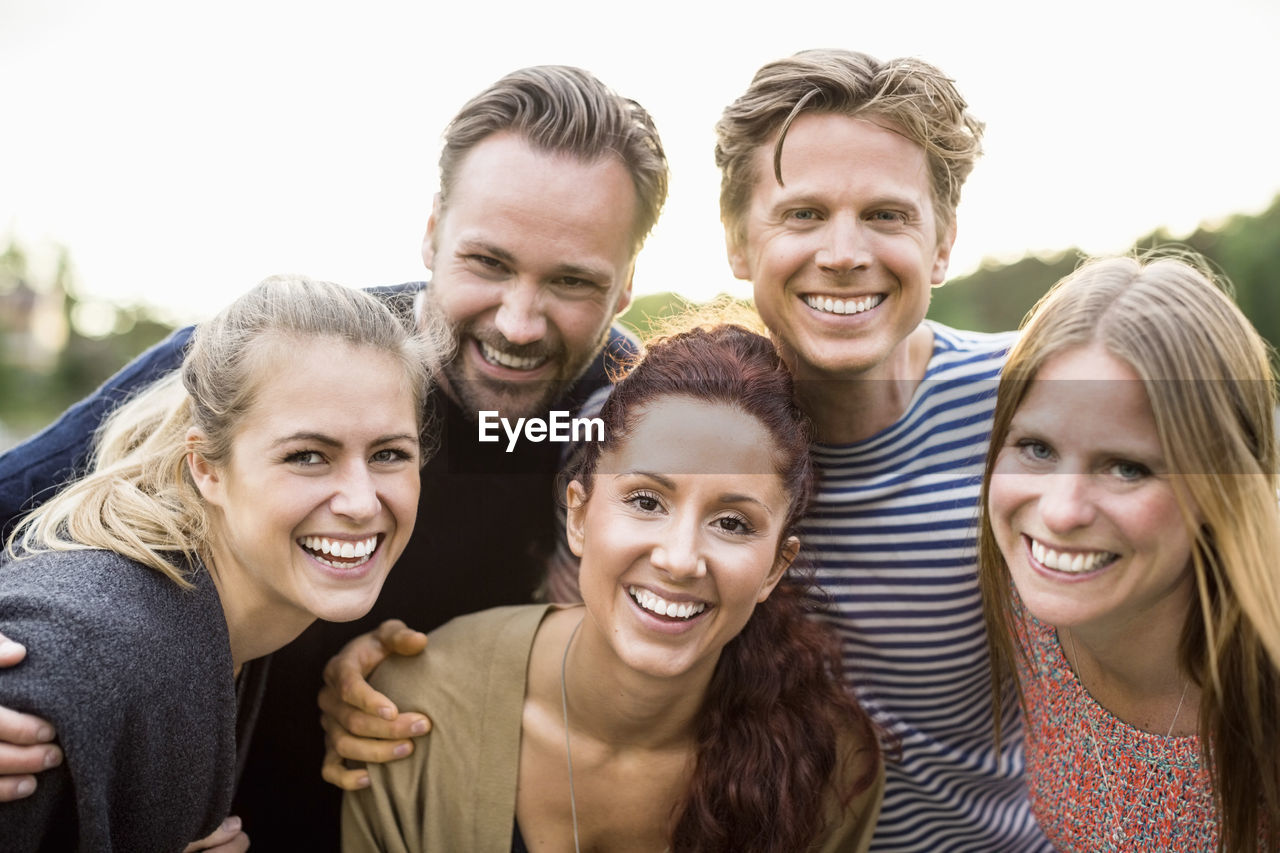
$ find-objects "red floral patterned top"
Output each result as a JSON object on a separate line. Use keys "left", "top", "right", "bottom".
{"left": 1015, "top": 611, "right": 1217, "bottom": 851}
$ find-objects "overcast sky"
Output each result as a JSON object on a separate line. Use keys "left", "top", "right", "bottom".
{"left": 2, "top": 0, "right": 1277, "bottom": 326}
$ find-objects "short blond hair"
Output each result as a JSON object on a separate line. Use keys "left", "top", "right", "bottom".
{"left": 715, "top": 49, "right": 984, "bottom": 246}
{"left": 439, "top": 65, "right": 669, "bottom": 256}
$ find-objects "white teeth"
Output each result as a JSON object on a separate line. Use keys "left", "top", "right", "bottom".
{"left": 479, "top": 341, "right": 546, "bottom": 371}
{"left": 805, "top": 294, "right": 885, "bottom": 316}
{"left": 627, "top": 585, "right": 707, "bottom": 620}
{"left": 1030, "top": 538, "right": 1116, "bottom": 574}
{"left": 300, "top": 535, "right": 379, "bottom": 566}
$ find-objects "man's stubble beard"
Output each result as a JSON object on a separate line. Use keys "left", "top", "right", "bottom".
{"left": 421, "top": 286, "right": 610, "bottom": 423}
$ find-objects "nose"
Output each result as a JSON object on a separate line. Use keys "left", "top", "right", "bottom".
{"left": 815, "top": 215, "right": 868, "bottom": 274}
{"left": 493, "top": 280, "right": 547, "bottom": 346}
{"left": 329, "top": 462, "right": 381, "bottom": 523}
{"left": 1038, "top": 474, "right": 1097, "bottom": 533}
{"left": 650, "top": 515, "right": 706, "bottom": 580}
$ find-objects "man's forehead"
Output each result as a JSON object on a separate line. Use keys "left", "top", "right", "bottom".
{"left": 749, "top": 113, "right": 934, "bottom": 208}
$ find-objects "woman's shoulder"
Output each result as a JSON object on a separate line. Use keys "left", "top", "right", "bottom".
{"left": 816, "top": 729, "right": 885, "bottom": 853}
{"left": 0, "top": 548, "right": 238, "bottom": 851}
{"left": 0, "top": 548, "right": 230, "bottom": 712}
{"left": 2, "top": 547, "right": 222, "bottom": 635}
{"left": 429, "top": 603, "right": 554, "bottom": 650}
{"left": 370, "top": 604, "right": 553, "bottom": 707}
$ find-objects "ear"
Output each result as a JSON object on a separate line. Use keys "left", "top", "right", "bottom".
{"left": 185, "top": 428, "right": 225, "bottom": 507}
{"left": 757, "top": 535, "right": 799, "bottom": 602}
{"left": 931, "top": 220, "right": 957, "bottom": 287}
{"left": 725, "top": 229, "right": 751, "bottom": 281}
{"left": 565, "top": 480, "right": 588, "bottom": 558}
{"left": 422, "top": 194, "right": 442, "bottom": 270}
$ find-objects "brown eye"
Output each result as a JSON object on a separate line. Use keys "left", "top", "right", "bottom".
{"left": 716, "top": 515, "right": 754, "bottom": 534}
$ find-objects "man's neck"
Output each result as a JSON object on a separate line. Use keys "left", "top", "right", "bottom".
{"left": 794, "top": 323, "right": 935, "bottom": 444}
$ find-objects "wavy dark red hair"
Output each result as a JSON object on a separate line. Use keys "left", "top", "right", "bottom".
{"left": 572, "top": 324, "right": 881, "bottom": 852}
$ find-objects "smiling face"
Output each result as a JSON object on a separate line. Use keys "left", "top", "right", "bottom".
{"left": 192, "top": 337, "right": 421, "bottom": 630}
{"left": 727, "top": 113, "right": 954, "bottom": 383}
{"left": 988, "top": 344, "right": 1196, "bottom": 637}
{"left": 566, "top": 396, "right": 797, "bottom": 683}
{"left": 422, "top": 131, "right": 638, "bottom": 420}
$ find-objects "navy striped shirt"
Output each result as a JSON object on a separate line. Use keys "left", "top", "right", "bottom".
{"left": 806, "top": 322, "right": 1048, "bottom": 851}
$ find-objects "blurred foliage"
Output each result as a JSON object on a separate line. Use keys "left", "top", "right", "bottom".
{"left": 3, "top": 195, "right": 1277, "bottom": 446}
{"left": 928, "top": 195, "right": 1280, "bottom": 353}
{"left": 0, "top": 241, "right": 172, "bottom": 445}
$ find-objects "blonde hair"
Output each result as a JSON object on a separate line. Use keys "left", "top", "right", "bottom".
{"left": 7, "top": 275, "right": 448, "bottom": 586}
{"left": 977, "top": 253, "right": 1280, "bottom": 852}
{"left": 439, "top": 65, "right": 668, "bottom": 256}
{"left": 715, "top": 49, "right": 984, "bottom": 247}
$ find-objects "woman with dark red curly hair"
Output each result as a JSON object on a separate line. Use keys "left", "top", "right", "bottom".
{"left": 343, "top": 324, "right": 883, "bottom": 853}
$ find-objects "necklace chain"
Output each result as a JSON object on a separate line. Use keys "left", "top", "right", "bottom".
{"left": 1064, "top": 630, "right": 1191, "bottom": 850}
{"left": 561, "top": 618, "right": 584, "bottom": 853}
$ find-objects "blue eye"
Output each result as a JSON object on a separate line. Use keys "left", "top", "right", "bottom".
{"left": 1016, "top": 439, "right": 1053, "bottom": 461}
{"left": 371, "top": 448, "right": 414, "bottom": 465}
{"left": 1110, "top": 460, "right": 1150, "bottom": 481}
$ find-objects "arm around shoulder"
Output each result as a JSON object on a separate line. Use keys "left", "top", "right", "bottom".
{"left": 341, "top": 606, "right": 550, "bottom": 853}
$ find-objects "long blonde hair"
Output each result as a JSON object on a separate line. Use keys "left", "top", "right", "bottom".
{"left": 7, "top": 275, "right": 447, "bottom": 586}
{"left": 977, "top": 253, "right": 1280, "bottom": 851}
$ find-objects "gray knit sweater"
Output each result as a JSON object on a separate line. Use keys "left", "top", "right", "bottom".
{"left": 0, "top": 547, "right": 258, "bottom": 852}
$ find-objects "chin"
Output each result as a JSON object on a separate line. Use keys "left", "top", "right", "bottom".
{"left": 306, "top": 589, "right": 384, "bottom": 624}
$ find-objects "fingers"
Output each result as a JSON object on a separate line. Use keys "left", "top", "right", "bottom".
{"left": 320, "top": 623, "right": 427, "bottom": 721}
{"left": 319, "top": 709, "right": 420, "bottom": 765}
{"left": 0, "top": 774, "right": 37, "bottom": 802}
{"left": 317, "top": 684, "right": 430, "bottom": 741}
{"left": 0, "top": 705, "right": 63, "bottom": 802}
{"left": 320, "top": 742, "right": 370, "bottom": 792}
{"left": 0, "top": 634, "right": 26, "bottom": 668}
{"left": 372, "top": 619, "right": 429, "bottom": 657}
{"left": 315, "top": 619, "right": 431, "bottom": 794}
{"left": 182, "top": 816, "right": 250, "bottom": 852}
{"left": 0, "top": 740, "right": 63, "bottom": 776}
{"left": 0, "top": 704, "right": 57, "bottom": 747}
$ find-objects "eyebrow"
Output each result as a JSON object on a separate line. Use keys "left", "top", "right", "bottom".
{"left": 624, "top": 470, "right": 775, "bottom": 515}
{"left": 771, "top": 190, "right": 924, "bottom": 214}
{"left": 458, "top": 238, "right": 612, "bottom": 283}
{"left": 271, "top": 432, "right": 418, "bottom": 449}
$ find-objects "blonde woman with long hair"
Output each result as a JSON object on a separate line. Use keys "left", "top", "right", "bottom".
{"left": 0, "top": 276, "right": 442, "bottom": 852}
{"left": 978, "top": 254, "right": 1280, "bottom": 851}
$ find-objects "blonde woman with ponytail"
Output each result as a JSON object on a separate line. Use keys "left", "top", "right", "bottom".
{"left": 0, "top": 275, "right": 442, "bottom": 852}
{"left": 978, "top": 254, "right": 1280, "bottom": 851}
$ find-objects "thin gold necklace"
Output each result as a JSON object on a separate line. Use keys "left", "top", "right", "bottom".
{"left": 1064, "top": 630, "right": 1191, "bottom": 850}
